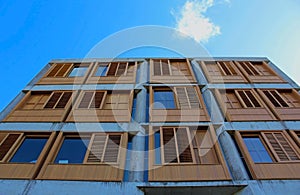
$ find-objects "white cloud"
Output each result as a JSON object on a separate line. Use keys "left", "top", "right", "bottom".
{"left": 173, "top": 0, "right": 221, "bottom": 43}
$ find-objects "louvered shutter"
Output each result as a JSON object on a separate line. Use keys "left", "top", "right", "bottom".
{"left": 0, "top": 134, "right": 22, "bottom": 161}
{"left": 263, "top": 132, "right": 300, "bottom": 161}
{"left": 56, "top": 64, "right": 72, "bottom": 77}
{"left": 78, "top": 92, "right": 94, "bottom": 108}
{"left": 87, "top": 134, "right": 106, "bottom": 163}
{"left": 103, "top": 135, "right": 121, "bottom": 163}
{"left": 176, "top": 128, "right": 193, "bottom": 163}
{"left": 153, "top": 60, "right": 161, "bottom": 75}
{"left": 161, "top": 60, "right": 170, "bottom": 75}
{"left": 44, "top": 92, "right": 62, "bottom": 108}
{"left": 90, "top": 92, "right": 104, "bottom": 108}
{"left": 195, "top": 130, "right": 218, "bottom": 164}
{"left": 47, "top": 65, "right": 61, "bottom": 77}
{"left": 225, "top": 90, "right": 241, "bottom": 109}
{"left": 176, "top": 87, "right": 189, "bottom": 109}
{"left": 162, "top": 128, "right": 177, "bottom": 163}
{"left": 116, "top": 63, "right": 126, "bottom": 76}
{"left": 176, "top": 87, "right": 200, "bottom": 109}
{"left": 107, "top": 63, "right": 118, "bottom": 76}
{"left": 55, "top": 92, "right": 72, "bottom": 108}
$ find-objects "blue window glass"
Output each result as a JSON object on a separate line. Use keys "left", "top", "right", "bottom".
{"left": 154, "top": 132, "right": 161, "bottom": 164}
{"left": 131, "top": 95, "right": 137, "bottom": 121}
{"left": 154, "top": 91, "right": 176, "bottom": 109}
{"left": 94, "top": 66, "right": 108, "bottom": 76}
{"left": 10, "top": 138, "right": 47, "bottom": 163}
{"left": 55, "top": 137, "right": 90, "bottom": 164}
{"left": 123, "top": 137, "right": 132, "bottom": 181}
{"left": 243, "top": 137, "right": 273, "bottom": 163}
{"left": 68, "top": 67, "right": 88, "bottom": 77}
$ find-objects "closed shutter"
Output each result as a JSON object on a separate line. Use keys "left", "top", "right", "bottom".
{"left": 55, "top": 92, "right": 72, "bottom": 108}
{"left": 44, "top": 92, "right": 72, "bottom": 109}
{"left": 175, "top": 87, "right": 200, "bottom": 109}
{"left": 176, "top": 128, "right": 193, "bottom": 163}
{"left": 22, "top": 92, "right": 51, "bottom": 110}
{"left": 107, "top": 63, "right": 118, "bottom": 76}
{"left": 90, "top": 92, "right": 105, "bottom": 108}
{"left": 78, "top": 92, "right": 94, "bottom": 108}
{"left": 116, "top": 62, "right": 127, "bottom": 76}
{"left": 225, "top": 90, "right": 241, "bottom": 109}
{"left": 262, "top": 132, "right": 300, "bottom": 162}
{"left": 47, "top": 64, "right": 72, "bottom": 77}
{"left": 86, "top": 134, "right": 121, "bottom": 163}
{"left": 0, "top": 134, "right": 22, "bottom": 161}
{"left": 153, "top": 60, "right": 162, "bottom": 75}
{"left": 161, "top": 60, "right": 170, "bottom": 75}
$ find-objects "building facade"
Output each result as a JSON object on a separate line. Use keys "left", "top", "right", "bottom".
{"left": 0, "top": 57, "right": 299, "bottom": 194}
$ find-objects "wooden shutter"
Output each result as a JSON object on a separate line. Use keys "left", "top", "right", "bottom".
{"left": 126, "top": 62, "right": 135, "bottom": 76}
{"left": 236, "top": 90, "right": 261, "bottom": 108}
{"left": 107, "top": 63, "right": 118, "bottom": 76}
{"left": 55, "top": 92, "right": 72, "bottom": 108}
{"left": 44, "top": 92, "right": 72, "bottom": 109}
{"left": 225, "top": 90, "right": 242, "bottom": 109}
{"left": 205, "top": 61, "right": 222, "bottom": 76}
{"left": 175, "top": 87, "right": 200, "bottom": 109}
{"left": 239, "top": 62, "right": 260, "bottom": 76}
{"left": 161, "top": 59, "right": 170, "bottom": 75}
{"left": 44, "top": 92, "right": 62, "bottom": 108}
{"left": 162, "top": 128, "right": 177, "bottom": 163}
{"left": 195, "top": 130, "right": 219, "bottom": 164}
{"left": 116, "top": 62, "right": 127, "bottom": 76}
{"left": 90, "top": 92, "right": 105, "bottom": 108}
{"left": 78, "top": 92, "right": 94, "bottom": 108}
{"left": 47, "top": 64, "right": 72, "bottom": 77}
{"left": 0, "top": 134, "right": 22, "bottom": 161}
{"left": 103, "top": 92, "right": 129, "bottom": 110}
{"left": 263, "top": 90, "right": 289, "bottom": 107}
{"left": 170, "top": 60, "right": 191, "bottom": 76}
{"left": 262, "top": 132, "right": 300, "bottom": 162}
{"left": 176, "top": 128, "right": 193, "bottom": 163}
{"left": 153, "top": 60, "right": 162, "bottom": 75}
{"left": 86, "top": 134, "right": 121, "bottom": 163}
{"left": 218, "top": 61, "right": 237, "bottom": 76}
{"left": 22, "top": 92, "right": 51, "bottom": 110}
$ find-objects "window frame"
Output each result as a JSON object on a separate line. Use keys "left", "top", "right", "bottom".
{"left": 0, "top": 132, "right": 51, "bottom": 163}
{"left": 92, "top": 61, "right": 136, "bottom": 77}
{"left": 67, "top": 65, "right": 89, "bottom": 77}
{"left": 75, "top": 91, "right": 107, "bottom": 109}
{"left": 152, "top": 88, "right": 177, "bottom": 110}
{"left": 43, "top": 91, "right": 73, "bottom": 110}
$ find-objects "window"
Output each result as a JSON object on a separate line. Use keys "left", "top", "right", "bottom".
{"left": 243, "top": 137, "right": 273, "bottom": 163}
{"left": 0, "top": 133, "right": 49, "bottom": 163}
{"left": 68, "top": 66, "right": 88, "bottom": 77}
{"left": 96, "top": 62, "right": 135, "bottom": 77}
{"left": 10, "top": 138, "right": 47, "bottom": 163}
{"left": 262, "top": 89, "right": 299, "bottom": 108}
{"left": 154, "top": 127, "right": 219, "bottom": 165}
{"left": 224, "top": 89, "right": 261, "bottom": 109}
{"left": 55, "top": 137, "right": 90, "bottom": 164}
{"left": 47, "top": 63, "right": 72, "bottom": 77}
{"left": 153, "top": 90, "right": 176, "bottom": 109}
{"left": 54, "top": 133, "right": 123, "bottom": 164}
{"left": 94, "top": 64, "right": 108, "bottom": 76}
{"left": 217, "top": 61, "right": 237, "bottom": 76}
{"left": 78, "top": 91, "right": 105, "bottom": 109}
{"left": 153, "top": 87, "right": 201, "bottom": 109}
{"left": 153, "top": 59, "right": 191, "bottom": 76}
{"left": 241, "top": 131, "right": 300, "bottom": 163}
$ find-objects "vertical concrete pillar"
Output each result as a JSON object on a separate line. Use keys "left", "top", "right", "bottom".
{"left": 218, "top": 130, "right": 250, "bottom": 180}
{"left": 129, "top": 61, "right": 147, "bottom": 182}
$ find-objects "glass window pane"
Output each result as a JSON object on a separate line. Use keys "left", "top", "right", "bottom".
{"left": 95, "top": 66, "right": 108, "bottom": 76}
{"left": 68, "top": 67, "right": 88, "bottom": 77}
{"left": 154, "top": 132, "right": 161, "bottom": 164}
{"left": 154, "top": 91, "right": 176, "bottom": 109}
{"left": 55, "top": 137, "right": 90, "bottom": 164}
{"left": 10, "top": 138, "right": 47, "bottom": 163}
{"left": 243, "top": 137, "right": 273, "bottom": 163}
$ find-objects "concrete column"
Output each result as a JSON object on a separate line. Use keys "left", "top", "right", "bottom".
{"left": 218, "top": 130, "right": 250, "bottom": 180}
{"left": 129, "top": 60, "right": 147, "bottom": 182}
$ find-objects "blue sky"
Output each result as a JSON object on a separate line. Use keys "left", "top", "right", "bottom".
{"left": 0, "top": 0, "right": 299, "bottom": 111}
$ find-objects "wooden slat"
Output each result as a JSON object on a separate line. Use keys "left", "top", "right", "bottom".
{"left": 55, "top": 92, "right": 72, "bottom": 109}
{"left": 44, "top": 92, "right": 62, "bottom": 109}
{"left": 0, "top": 134, "right": 21, "bottom": 161}
{"left": 107, "top": 63, "right": 118, "bottom": 76}
{"left": 103, "top": 135, "right": 121, "bottom": 163}
{"left": 78, "top": 92, "right": 94, "bottom": 109}
{"left": 87, "top": 134, "right": 106, "bottom": 163}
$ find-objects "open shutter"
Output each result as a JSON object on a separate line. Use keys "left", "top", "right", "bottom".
{"left": 56, "top": 64, "right": 72, "bottom": 77}
{"left": 116, "top": 62, "right": 126, "bottom": 76}
{"left": 0, "top": 134, "right": 22, "bottom": 161}
{"left": 262, "top": 132, "right": 300, "bottom": 162}
{"left": 86, "top": 134, "right": 106, "bottom": 163}
{"left": 47, "top": 65, "right": 61, "bottom": 77}
{"left": 55, "top": 92, "right": 72, "bottom": 108}
{"left": 47, "top": 64, "right": 72, "bottom": 77}
{"left": 90, "top": 92, "right": 105, "bottom": 108}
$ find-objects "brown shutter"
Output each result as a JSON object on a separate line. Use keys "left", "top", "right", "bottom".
{"left": 78, "top": 92, "right": 94, "bottom": 108}
{"left": 225, "top": 90, "right": 241, "bottom": 109}
{"left": 55, "top": 92, "right": 72, "bottom": 108}
{"left": 194, "top": 130, "right": 218, "bottom": 164}
{"left": 186, "top": 87, "right": 200, "bottom": 108}
{"left": 153, "top": 60, "right": 161, "bottom": 75}
{"left": 176, "top": 128, "right": 193, "bottom": 163}
{"left": 263, "top": 132, "right": 300, "bottom": 161}
{"left": 116, "top": 62, "right": 126, "bottom": 76}
{"left": 56, "top": 64, "right": 72, "bottom": 77}
{"left": 270, "top": 90, "right": 289, "bottom": 107}
{"left": 0, "top": 134, "right": 21, "bottom": 161}
{"left": 47, "top": 64, "right": 62, "bottom": 77}
{"left": 103, "top": 135, "right": 121, "bottom": 162}
{"left": 87, "top": 134, "right": 106, "bottom": 163}
{"left": 44, "top": 92, "right": 62, "bottom": 108}
{"left": 107, "top": 63, "right": 118, "bottom": 76}
{"left": 161, "top": 60, "right": 170, "bottom": 75}
{"left": 176, "top": 87, "right": 200, "bottom": 109}
{"left": 90, "top": 92, "right": 104, "bottom": 108}
{"left": 240, "top": 62, "right": 260, "bottom": 76}
{"left": 162, "top": 128, "right": 177, "bottom": 163}
{"left": 176, "top": 87, "right": 189, "bottom": 109}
